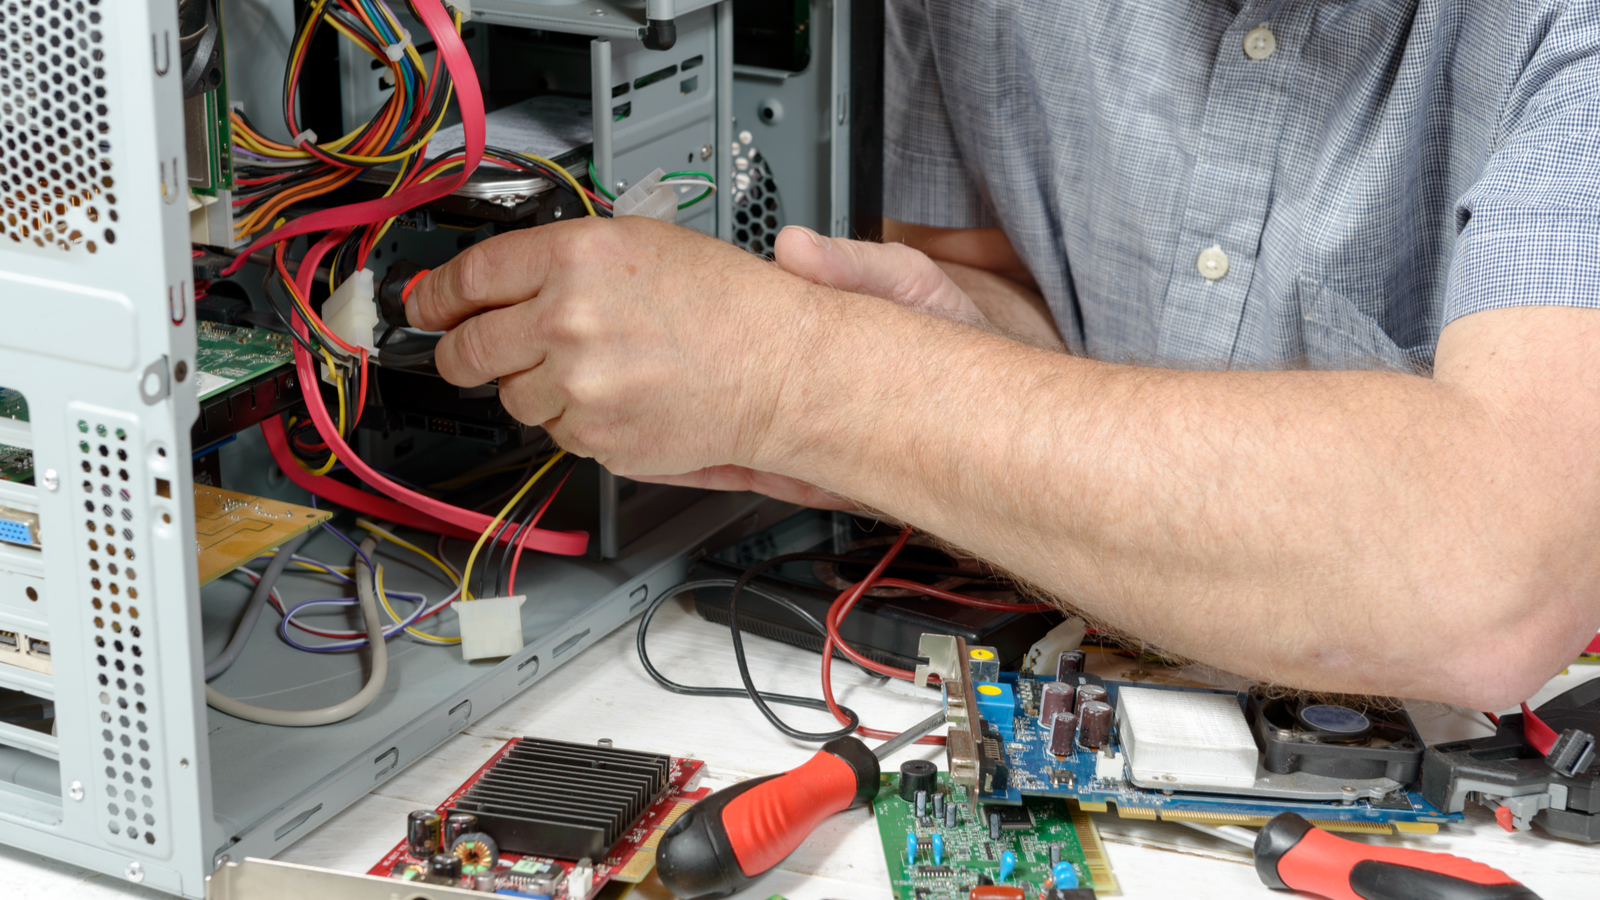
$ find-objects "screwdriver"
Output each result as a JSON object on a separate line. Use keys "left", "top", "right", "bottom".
{"left": 1187, "top": 812, "right": 1543, "bottom": 900}
{"left": 656, "top": 708, "right": 947, "bottom": 899}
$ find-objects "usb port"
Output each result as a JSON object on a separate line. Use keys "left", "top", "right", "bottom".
{"left": 26, "top": 637, "right": 49, "bottom": 657}
{"left": 0, "top": 631, "right": 17, "bottom": 651}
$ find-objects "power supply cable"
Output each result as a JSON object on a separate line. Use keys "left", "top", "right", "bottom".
{"left": 204, "top": 531, "right": 313, "bottom": 680}
{"left": 205, "top": 535, "right": 389, "bottom": 726}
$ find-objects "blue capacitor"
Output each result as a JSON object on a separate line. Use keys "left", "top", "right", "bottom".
{"left": 931, "top": 833, "right": 944, "bottom": 865}
{"left": 999, "top": 850, "right": 1016, "bottom": 883}
{"left": 1053, "top": 861, "right": 1080, "bottom": 889}
{"left": 906, "top": 830, "right": 917, "bottom": 864}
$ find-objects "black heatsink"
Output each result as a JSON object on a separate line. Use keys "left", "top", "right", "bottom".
{"left": 448, "top": 738, "right": 672, "bottom": 860}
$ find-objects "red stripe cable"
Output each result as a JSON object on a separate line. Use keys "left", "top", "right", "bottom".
{"left": 221, "top": 0, "right": 484, "bottom": 277}
{"left": 1521, "top": 702, "right": 1559, "bottom": 755}
{"left": 506, "top": 465, "right": 576, "bottom": 595}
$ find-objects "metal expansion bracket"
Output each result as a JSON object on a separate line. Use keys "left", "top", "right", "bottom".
{"left": 916, "top": 633, "right": 984, "bottom": 813}
{"left": 207, "top": 858, "right": 487, "bottom": 900}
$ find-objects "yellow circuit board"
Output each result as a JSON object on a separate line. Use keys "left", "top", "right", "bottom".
{"left": 194, "top": 485, "right": 330, "bottom": 584}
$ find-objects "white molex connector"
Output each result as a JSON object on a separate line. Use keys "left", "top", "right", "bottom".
{"left": 321, "top": 268, "right": 379, "bottom": 356}
{"left": 456, "top": 595, "right": 526, "bottom": 661}
{"left": 1021, "top": 616, "right": 1086, "bottom": 674}
{"left": 611, "top": 168, "right": 679, "bottom": 222}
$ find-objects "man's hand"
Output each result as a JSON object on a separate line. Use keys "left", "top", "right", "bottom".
{"left": 771, "top": 226, "right": 985, "bottom": 324}
{"left": 407, "top": 216, "right": 833, "bottom": 483}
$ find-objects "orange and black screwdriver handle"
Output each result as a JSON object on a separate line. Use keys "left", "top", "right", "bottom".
{"left": 655, "top": 736, "right": 879, "bottom": 899}
{"left": 1254, "top": 812, "right": 1543, "bottom": 900}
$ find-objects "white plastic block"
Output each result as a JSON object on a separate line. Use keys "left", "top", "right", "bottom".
{"left": 321, "top": 268, "right": 379, "bottom": 355}
{"left": 1117, "top": 687, "right": 1258, "bottom": 789}
{"left": 456, "top": 595, "right": 526, "bottom": 661}
{"left": 611, "top": 167, "right": 679, "bottom": 222}
{"left": 1022, "top": 617, "right": 1087, "bottom": 674}
{"left": 440, "top": 0, "right": 473, "bottom": 18}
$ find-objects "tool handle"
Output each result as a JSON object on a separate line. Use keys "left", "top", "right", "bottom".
{"left": 655, "top": 737, "right": 879, "bottom": 899}
{"left": 1255, "top": 813, "right": 1543, "bottom": 900}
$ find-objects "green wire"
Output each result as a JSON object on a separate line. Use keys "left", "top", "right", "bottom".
{"left": 586, "top": 159, "right": 715, "bottom": 209}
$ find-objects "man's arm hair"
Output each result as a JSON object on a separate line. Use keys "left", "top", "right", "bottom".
{"left": 884, "top": 220, "right": 1062, "bottom": 348}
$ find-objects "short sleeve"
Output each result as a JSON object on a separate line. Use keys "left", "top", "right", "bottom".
{"left": 1444, "top": 13, "right": 1600, "bottom": 325}
{"left": 883, "top": 0, "right": 999, "bottom": 229}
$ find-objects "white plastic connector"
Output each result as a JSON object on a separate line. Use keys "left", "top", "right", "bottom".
{"left": 1022, "top": 617, "right": 1087, "bottom": 675}
{"left": 321, "top": 268, "right": 379, "bottom": 355}
{"left": 440, "top": 0, "right": 473, "bottom": 19}
{"left": 456, "top": 595, "right": 526, "bottom": 661}
{"left": 611, "top": 167, "right": 678, "bottom": 222}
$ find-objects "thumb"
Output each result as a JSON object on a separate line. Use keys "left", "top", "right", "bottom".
{"left": 773, "top": 226, "right": 983, "bottom": 323}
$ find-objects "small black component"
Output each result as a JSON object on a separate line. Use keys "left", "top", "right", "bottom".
{"left": 983, "top": 803, "right": 1035, "bottom": 830}
{"left": 913, "top": 889, "right": 932, "bottom": 900}
{"left": 406, "top": 809, "right": 442, "bottom": 858}
{"left": 196, "top": 286, "right": 252, "bottom": 326}
{"left": 378, "top": 261, "right": 430, "bottom": 327}
{"left": 644, "top": 17, "right": 678, "bottom": 51}
{"left": 1049, "top": 889, "right": 1098, "bottom": 900}
{"left": 977, "top": 872, "right": 995, "bottom": 884}
{"left": 899, "top": 759, "right": 938, "bottom": 802}
{"left": 1548, "top": 728, "right": 1597, "bottom": 778}
{"left": 427, "top": 851, "right": 462, "bottom": 881}
{"left": 915, "top": 865, "right": 954, "bottom": 878}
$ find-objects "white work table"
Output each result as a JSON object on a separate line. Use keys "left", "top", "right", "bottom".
{"left": 4, "top": 593, "right": 1597, "bottom": 899}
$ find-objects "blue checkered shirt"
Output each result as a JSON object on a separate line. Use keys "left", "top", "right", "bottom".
{"left": 884, "top": 0, "right": 1600, "bottom": 369}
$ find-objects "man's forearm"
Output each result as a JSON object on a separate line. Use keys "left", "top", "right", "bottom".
{"left": 767, "top": 294, "right": 1599, "bottom": 708}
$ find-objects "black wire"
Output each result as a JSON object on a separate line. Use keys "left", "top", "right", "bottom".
{"left": 495, "top": 455, "right": 580, "bottom": 597}
{"left": 261, "top": 263, "right": 321, "bottom": 357}
{"left": 636, "top": 578, "right": 862, "bottom": 742}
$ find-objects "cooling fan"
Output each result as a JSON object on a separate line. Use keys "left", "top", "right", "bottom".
{"left": 1249, "top": 693, "right": 1426, "bottom": 783}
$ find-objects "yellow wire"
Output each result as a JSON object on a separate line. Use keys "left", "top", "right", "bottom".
{"left": 460, "top": 450, "right": 567, "bottom": 601}
{"left": 357, "top": 519, "right": 464, "bottom": 643}
{"left": 526, "top": 154, "right": 598, "bottom": 217}
{"left": 302, "top": 348, "right": 345, "bottom": 476}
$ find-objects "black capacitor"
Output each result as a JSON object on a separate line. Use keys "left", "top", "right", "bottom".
{"left": 944, "top": 800, "right": 958, "bottom": 829}
{"left": 406, "top": 809, "right": 442, "bottom": 858}
{"left": 428, "top": 852, "right": 463, "bottom": 881}
{"left": 1079, "top": 700, "right": 1114, "bottom": 749}
{"left": 443, "top": 812, "right": 478, "bottom": 846}
{"left": 988, "top": 812, "right": 1002, "bottom": 841}
{"left": 1075, "top": 683, "right": 1108, "bottom": 712}
{"left": 915, "top": 789, "right": 929, "bottom": 818}
{"left": 932, "top": 791, "right": 946, "bottom": 819}
{"left": 898, "top": 759, "right": 938, "bottom": 802}
{"left": 1056, "top": 650, "right": 1087, "bottom": 680}
{"left": 1038, "top": 681, "right": 1075, "bottom": 729}
{"left": 1049, "top": 713, "right": 1080, "bottom": 757}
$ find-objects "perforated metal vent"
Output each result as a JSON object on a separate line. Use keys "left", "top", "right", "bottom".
{"left": 0, "top": 0, "right": 118, "bottom": 253}
{"left": 72, "top": 413, "right": 167, "bottom": 852}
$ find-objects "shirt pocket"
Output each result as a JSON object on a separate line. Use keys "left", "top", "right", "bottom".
{"left": 1297, "top": 276, "right": 1416, "bottom": 372}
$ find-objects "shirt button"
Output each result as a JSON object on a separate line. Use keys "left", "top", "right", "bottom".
{"left": 1197, "top": 244, "right": 1230, "bottom": 281}
{"left": 1244, "top": 25, "right": 1277, "bottom": 60}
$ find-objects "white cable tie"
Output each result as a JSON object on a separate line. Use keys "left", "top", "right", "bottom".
{"left": 292, "top": 128, "right": 318, "bottom": 147}
{"left": 229, "top": 100, "right": 245, "bottom": 114}
{"left": 384, "top": 29, "right": 412, "bottom": 62}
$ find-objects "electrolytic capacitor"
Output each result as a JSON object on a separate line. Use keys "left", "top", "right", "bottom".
{"left": 1049, "top": 713, "right": 1080, "bottom": 757}
{"left": 933, "top": 791, "right": 946, "bottom": 819}
{"left": 428, "top": 851, "right": 462, "bottom": 881}
{"left": 1056, "top": 649, "right": 1087, "bottom": 680}
{"left": 1075, "top": 683, "right": 1108, "bottom": 711}
{"left": 932, "top": 833, "right": 944, "bottom": 865}
{"left": 915, "top": 789, "right": 928, "bottom": 818}
{"left": 999, "top": 850, "right": 1016, "bottom": 883}
{"left": 906, "top": 829, "right": 918, "bottom": 864}
{"left": 1079, "top": 700, "right": 1114, "bottom": 749}
{"left": 473, "top": 872, "right": 497, "bottom": 892}
{"left": 1038, "top": 681, "right": 1075, "bottom": 730}
{"left": 407, "top": 809, "right": 442, "bottom": 858}
{"left": 1049, "top": 842, "right": 1063, "bottom": 869}
{"left": 945, "top": 799, "right": 958, "bottom": 829}
{"left": 443, "top": 812, "right": 478, "bottom": 846}
{"left": 989, "top": 812, "right": 1002, "bottom": 841}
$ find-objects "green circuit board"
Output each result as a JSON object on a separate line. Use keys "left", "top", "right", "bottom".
{"left": 0, "top": 388, "right": 30, "bottom": 483}
{"left": 195, "top": 322, "right": 294, "bottom": 401}
{"left": 873, "top": 773, "right": 1116, "bottom": 899}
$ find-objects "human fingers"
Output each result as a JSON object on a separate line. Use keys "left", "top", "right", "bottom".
{"left": 772, "top": 226, "right": 980, "bottom": 321}
{"left": 405, "top": 224, "right": 562, "bottom": 331}
{"left": 431, "top": 303, "right": 547, "bottom": 387}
